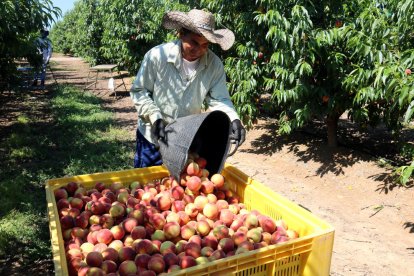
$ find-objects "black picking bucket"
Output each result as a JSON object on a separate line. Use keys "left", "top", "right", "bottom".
{"left": 158, "top": 110, "right": 231, "bottom": 181}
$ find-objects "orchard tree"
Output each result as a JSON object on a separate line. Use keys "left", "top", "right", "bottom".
{"left": 0, "top": 0, "right": 60, "bottom": 90}
{"left": 98, "top": 0, "right": 187, "bottom": 73}
{"left": 201, "top": 0, "right": 413, "bottom": 148}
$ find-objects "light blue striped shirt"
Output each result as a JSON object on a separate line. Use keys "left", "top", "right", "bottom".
{"left": 130, "top": 39, "right": 239, "bottom": 143}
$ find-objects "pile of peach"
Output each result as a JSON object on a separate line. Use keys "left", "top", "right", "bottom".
{"left": 55, "top": 155, "right": 299, "bottom": 276}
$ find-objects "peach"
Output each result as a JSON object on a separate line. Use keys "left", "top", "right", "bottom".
{"left": 201, "top": 246, "right": 214, "bottom": 257}
{"left": 196, "top": 220, "right": 211, "bottom": 237}
{"left": 148, "top": 255, "right": 165, "bottom": 274}
{"left": 86, "top": 251, "right": 103, "bottom": 267}
{"left": 171, "top": 200, "right": 186, "bottom": 213}
{"left": 54, "top": 188, "right": 68, "bottom": 201}
{"left": 163, "top": 252, "right": 179, "bottom": 267}
{"left": 208, "top": 249, "right": 225, "bottom": 261}
{"left": 185, "top": 202, "right": 198, "bottom": 218}
{"left": 66, "top": 248, "right": 83, "bottom": 261}
{"left": 179, "top": 225, "right": 194, "bottom": 240}
{"left": 60, "top": 215, "right": 74, "bottom": 230}
{"left": 86, "top": 267, "right": 105, "bottom": 276}
{"left": 286, "top": 229, "right": 299, "bottom": 239}
{"left": 108, "top": 240, "right": 124, "bottom": 252}
{"left": 186, "top": 176, "right": 202, "bottom": 192}
{"left": 66, "top": 182, "right": 79, "bottom": 195}
{"left": 202, "top": 235, "right": 218, "bottom": 250}
{"left": 275, "top": 219, "right": 288, "bottom": 230}
{"left": 96, "top": 229, "right": 113, "bottom": 245}
{"left": 216, "top": 199, "right": 229, "bottom": 211}
{"left": 195, "top": 157, "right": 207, "bottom": 168}
{"left": 122, "top": 217, "right": 138, "bottom": 233}
{"left": 218, "top": 238, "right": 234, "bottom": 253}
{"left": 131, "top": 225, "right": 146, "bottom": 240}
{"left": 163, "top": 221, "right": 181, "bottom": 240}
{"left": 102, "top": 247, "right": 119, "bottom": 262}
{"left": 128, "top": 209, "right": 145, "bottom": 224}
{"left": 186, "top": 161, "right": 200, "bottom": 176}
{"left": 101, "top": 260, "right": 117, "bottom": 274}
{"left": 210, "top": 174, "right": 224, "bottom": 188}
{"left": 57, "top": 198, "right": 70, "bottom": 210}
{"left": 194, "top": 195, "right": 208, "bottom": 211}
{"left": 109, "top": 182, "right": 123, "bottom": 192}
{"left": 203, "top": 203, "right": 219, "bottom": 220}
{"left": 149, "top": 213, "right": 166, "bottom": 230}
{"left": 213, "top": 225, "right": 229, "bottom": 240}
{"left": 247, "top": 228, "right": 262, "bottom": 243}
{"left": 100, "top": 214, "right": 114, "bottom": 229}
{"left": 179, "top": 255, "right": 197, "bottom": 269}
{"left": 200, "top": 180, "right": 214, "bottom": 194}
{"left": 93, "top": 243, "right": 108, "bottom": 253}
{"left": 171, "top": 186, "right": 185, "bottom": 200}
{"left": 118, "top": 260, "right": 137, "bottom": 276}
{"left": 233, "top": 231, "right": 248, "bottom": 246}
{"left": 188, "top": 234, "right": 202, "bottom": 246}
{"left": 219, "top": 209, "right": 235, "bottom": 227}
{"left": 160, "top": 240, "right": 176, "bottom": 255}
{"left": 134, "top": 239, "right": 156, "bottom": 255}
{"left": 238, "top": 240, "right": 254, "bottom": 251}
{"left": 157, "top": 195, "right": 172, "bottom": 211}
{"left": 118, "top": 246, "right": 136, "bottom": 262}
{"left": 151, "top": 229, "right": 166, "bottom": 242}
{"left": 244, "top": 214, "right": 259, "bottom": 229}
{"left": 166, "top": 212, "right": 180, "bottom": 223}
{"left": 109, "top": 204, "right": 125, "bottom": 218}
{"left": 134, "top": 253, "right": 151, "bottom": 269}
{"left": 110, "top": 225, "right": 125, "bottom": 240}
{"left": 206, "top": 193, "right": 217, "bottom": 203}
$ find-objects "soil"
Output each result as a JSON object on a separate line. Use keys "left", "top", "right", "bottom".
{"left": 5, "top": 53, "right": 414, "bottom": 275}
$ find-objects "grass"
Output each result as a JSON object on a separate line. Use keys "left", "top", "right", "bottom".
{"left": 0, "top": 84, "right": 134, "bottom": 274}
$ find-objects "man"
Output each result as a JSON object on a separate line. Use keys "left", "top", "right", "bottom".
{"left": 32, "top": 29, "right": 52, "bottom": 89}
{"left": 130, "top": 9, "right": 246, "bottom": 168}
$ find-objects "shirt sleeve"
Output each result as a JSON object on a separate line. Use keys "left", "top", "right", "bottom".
{"left": 130, "top": 50, "right": 163, "bottom": 124}
{"left": 205, "top": 60, "right": 240, "bottom": 122}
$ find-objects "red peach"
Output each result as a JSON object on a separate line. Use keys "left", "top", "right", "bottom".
{"left": 101, "top": 247, "right": 119, "bottom": 263}
{"left": 148, "top": 255, "right": 165, "bottom": 274}
{"left": 186, "top": 176, "right": 202, "bottom": 192}
{"left": 179, "top": 255, "right": 197, "bottom": 269}
{"left": 118, "top": 246, "right": 136, "bottom": 262}
{"left": 86, "top": 251, "right": 103, "bottom": 267}
{"left": 134, "top": 253, "right": 151, "bottom": 269}
{"left": 118, "top": 260, "right": 137, "bottom": 276}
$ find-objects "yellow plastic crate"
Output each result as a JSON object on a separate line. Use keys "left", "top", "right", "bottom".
{"left": 46, "top": 164, "right": 334, "bottom": 276}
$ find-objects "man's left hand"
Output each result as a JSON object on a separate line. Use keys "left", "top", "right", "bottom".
{"left": 230, "top": 119, "right": 246, "bottom": 146}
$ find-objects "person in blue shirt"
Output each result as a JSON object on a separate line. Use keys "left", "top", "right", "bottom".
{"left": 130, "top": 9, "right": 245, "bottom": 168}
{"left": 32, "top": 29, "right": 52, "bottom": 89}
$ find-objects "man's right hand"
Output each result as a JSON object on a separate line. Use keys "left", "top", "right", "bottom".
{"left": 151, "top": 119, "right": 166, "bottom": 144}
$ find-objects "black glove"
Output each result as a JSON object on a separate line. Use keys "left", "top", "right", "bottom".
{"left": 230, "top": 119, "right": 246, "bottom": 146}
{"left": 151, "top": 119, "right": 166, "bottom": 145}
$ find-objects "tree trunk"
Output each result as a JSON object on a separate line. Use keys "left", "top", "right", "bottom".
{"left": 326, "top": 115, "right": 339, "bottom": 147}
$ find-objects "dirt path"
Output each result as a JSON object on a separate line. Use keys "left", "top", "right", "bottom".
{"left": 49, "top": 53, "right": 413, "bottom": 276}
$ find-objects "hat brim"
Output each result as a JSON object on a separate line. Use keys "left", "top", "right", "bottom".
{"left": 162, "top": 11, "right": 235, "bottom": 51}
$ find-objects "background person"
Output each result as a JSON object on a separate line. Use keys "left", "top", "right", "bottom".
{"left": 32, "top": 29, "right": 52, "bottom": 89}
{"left": 130, "top": 9, "right": 246, "bottom": 168}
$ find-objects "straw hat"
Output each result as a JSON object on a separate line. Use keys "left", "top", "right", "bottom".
{"left": 162, "top": 9, "right": 235, "bottom": 51}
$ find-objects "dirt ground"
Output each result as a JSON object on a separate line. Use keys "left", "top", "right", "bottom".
{"left": 38, "top": 54, "right": 414, "bottom": 275}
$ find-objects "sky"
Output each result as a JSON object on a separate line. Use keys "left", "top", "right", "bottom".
{"left": 51, "top": 0, "right": 76, "bottom": 20}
